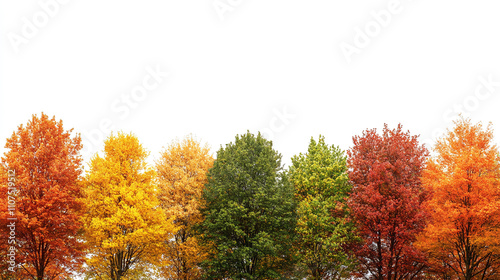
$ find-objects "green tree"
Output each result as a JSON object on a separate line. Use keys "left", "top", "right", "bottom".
{"left": 289, "top": 136, "right": 356, "bottom": 279}
{"left": 198, "top": 132, "right": 296, "bottom": 279}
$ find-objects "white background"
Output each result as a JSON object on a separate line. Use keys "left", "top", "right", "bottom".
{"left": 2, "top": 0, "right": 500, "bottom": 168}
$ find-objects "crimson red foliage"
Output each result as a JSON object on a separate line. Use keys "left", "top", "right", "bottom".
{"left": 347, "top": 124, "right": 429, "bottom": 280}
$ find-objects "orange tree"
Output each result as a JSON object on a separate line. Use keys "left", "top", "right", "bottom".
{"left": 0, "top": 113, "right": 84, "bottom": 279}
{"left": 156, "top": 136, "right": 214, "bottom": 279}
{"left": 418, "top": 118, "right": 500, "bottom": 279}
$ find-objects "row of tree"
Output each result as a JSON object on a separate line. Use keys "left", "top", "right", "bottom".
{"left": 1, "top": 113, "right": 499, "bottom": 280}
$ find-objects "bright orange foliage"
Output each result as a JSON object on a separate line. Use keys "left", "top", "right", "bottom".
{"left": 418, "top": 118, "right": 500, "bottom": 279}
{"left": 0, "top": 113, "right": 84, "bottom": 280}
{"left": 156, "top": 136, "right": 214, "bottom": 280}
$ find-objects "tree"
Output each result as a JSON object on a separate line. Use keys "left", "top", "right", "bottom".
{"left": 80, "top": 132, "right": 176, "bottom": 280}
{"left": 417, "top": 118, "right": 500, "bottom": 279}
{"left": 198, "top": 132, "right": 296, "bottom": 279}
{"left": 156, "top": 136, "right": 214, "bottom": 279}
{"left": 0, "top": 113, "right": 84, "bottom": 279}
{"left": 289, "top": 136, "right": 356, "bottom": 279}
{"left": 347, "top": 124, "right": 429, "bottom": 280}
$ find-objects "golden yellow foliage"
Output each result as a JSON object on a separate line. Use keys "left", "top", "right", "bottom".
{"left": 80, "top": 132, "right": 176, "bottom": 280}
{"left": 156, "top": 136, "right": 214, "bottom": 279}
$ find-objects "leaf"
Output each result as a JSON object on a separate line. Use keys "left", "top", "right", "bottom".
{"left": 347, "top": 124, "right": 429, "bottom": 279}
{"left": 0, "top": 113, "right": 84, "bottom": 279}
{"left": 80, "top": 132, "right": 177, "bottom": 280}
{"left": 418, "top": 117, "right": 500, "bottom": 279}
{"left": 156, "top": 136, "right": 213, "bottom": 279}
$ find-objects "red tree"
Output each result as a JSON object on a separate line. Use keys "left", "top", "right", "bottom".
{"left": 0, "top": 113, "right": 84, "bottom": 279}
{"left": 347, "top": 124, "right": 429, "bottom": 280}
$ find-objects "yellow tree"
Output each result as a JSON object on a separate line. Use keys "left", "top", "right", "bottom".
{"left": 156, "top": 136, "right": 213, "bottom": 280}
{"left": 81, "top": 132, "right": 176, "bottom": 280}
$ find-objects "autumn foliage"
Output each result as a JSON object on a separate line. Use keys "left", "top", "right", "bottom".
{"left": 418, "top": 118, "right": 500, "bottom": 279}
{"left": 3, "top": 112, "right": 500, "bottom": 280}
{"left": 347, "top": 124, "right": 429, "bottom": 279}
{"left": 0, "top": 113, "right": 84, "bottom": 280}
{"left": 156, "top": 136, "right": 214, "bottom": 279}
{"left": 80, "top": 132, "right": 176, "bottom": 280}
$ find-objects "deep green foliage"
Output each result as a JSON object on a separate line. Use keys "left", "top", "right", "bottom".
{"left": 198, "top": 132, "right": 296, "bottom": 280}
